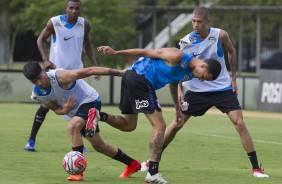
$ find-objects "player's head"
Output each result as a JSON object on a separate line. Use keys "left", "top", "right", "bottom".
{"left": 23, "top": 61, "right": 51, "bottom": 88}
{"left": 192, "top": 6, "right": 210, "bottom": 37}
{"left": 66, "top": 0, "right": 81, "bottom": 20}
{"left": 204, "top": 58, "right": 221, "bottom": 80}
{"left": 23, "top": 61, "right": 42, "bottom": 82}
{"left": 193, "top": 6, "right": 209, "bottom": 19}
{"left": 192, "top": 58, "right": 221, "bottom": 81}
{"left": 67, "top": 0, "right": 81, "bottom": 4}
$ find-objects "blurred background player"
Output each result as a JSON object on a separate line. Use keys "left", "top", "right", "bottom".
{"left": 24, "top": 0, "right": 99, "bottom": 152}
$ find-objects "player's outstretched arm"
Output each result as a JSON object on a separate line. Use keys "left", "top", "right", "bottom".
{"left": 57, "top": 66, "right": 123, "bottom": 85}
{"left": 97, "top": 46, "right": 182, "bottom": 64}
{"left": 97, "top": 46, "right": 152, "bottom": 56}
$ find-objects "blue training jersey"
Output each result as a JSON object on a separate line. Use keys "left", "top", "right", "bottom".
{"left": 128, "top": 51, "right": 194, "bottom": 90}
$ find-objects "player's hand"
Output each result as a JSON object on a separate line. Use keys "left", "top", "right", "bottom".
{"left": 231, "top": 79, "right": 238, "bottom": 95}
{"left": 62, "top": 96, "right": 76, "bottom": 114}
{"left": 120, "top": 68, "right": 128, "bottom": 76}
{"left": 44, "top": 60, "right": 56, "bottom": 71}
{"left": 175, "top": 109, "right": 184, "bottom": 127}
{"left": 97, "top": 46, "right": 117, "bottom": 55}
{"left": 178, "top": 88, "right": 184, "bottom": 106}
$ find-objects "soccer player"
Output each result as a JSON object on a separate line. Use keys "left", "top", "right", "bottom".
{"left": 24, "top": 0, "right": 99, "bottom": 152}
{"left": 96, "top": 45, "right": 221, "bottom": 184}
{"left": 141, "top": 6, "right": 269, "bottom": 178}
{"left": 22, "top": 61, "right": 141, "bottom": 181}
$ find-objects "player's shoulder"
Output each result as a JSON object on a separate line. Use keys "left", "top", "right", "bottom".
{"left": 50, "top": 15, "right": 60, "bottom": 22}
{"left": 49, "top": 15, "right": 61, "bottom": 27}
{"left": 218, "top": 29, "right": 230, "bottom": 40}
{"left": 83, "top": 18, "right": 91, "bottom": 26}
{"left": 215, "top": 27, "right": 228, "bottom": 35}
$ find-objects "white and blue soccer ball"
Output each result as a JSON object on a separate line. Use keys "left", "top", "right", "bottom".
{"left": 63, "top": 151, "right": 87, "bottom": 175}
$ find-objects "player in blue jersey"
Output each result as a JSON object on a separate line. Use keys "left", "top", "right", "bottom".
{"left": 24, "top": 0, "right": 99, "bottom": 152}
{"left": 23, "top": 61, "right": 141, "bottom": 181}
{"left": 96, "top": 45, "right": 221, "bottom": 184}
{"left": 141, "top": 6, "right": 269, "bottom": 178}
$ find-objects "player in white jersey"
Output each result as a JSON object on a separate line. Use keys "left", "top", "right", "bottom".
{"left": 23, "top": 61, "right": 141, "bottom": 181}
{"left": 24, "top": 0, "right": 99, "bottom": 152}
{"left": 140, "top": 6, "right": 269, "bottom": 178}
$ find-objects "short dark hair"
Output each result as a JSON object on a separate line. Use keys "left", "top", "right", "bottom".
{"left": 193, "top": 6, "right": 209, "bottom": 19}
{"left": 23, "top": 61, "right": 42, "bottom": 80}
{"left": 204, "top": 58, "right": 221, "bottom": 80}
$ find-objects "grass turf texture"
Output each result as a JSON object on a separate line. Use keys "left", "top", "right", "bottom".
{"left": 0, "top": 103, "right": 281, "bottom": 184}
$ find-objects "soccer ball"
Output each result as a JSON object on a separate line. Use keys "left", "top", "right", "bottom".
{"left": 63, "top": 151, "right": 87, "bottom": 175}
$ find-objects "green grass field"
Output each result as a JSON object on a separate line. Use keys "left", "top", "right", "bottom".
{"left": 0, "top": 103, "right": 281, "bottom": 184}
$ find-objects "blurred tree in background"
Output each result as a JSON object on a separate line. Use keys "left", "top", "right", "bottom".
{"left": 2, "top": 0, "right": 136, "bottom": 68}
{"left": 2, "top": 0, "right": 282, "bottom": 69}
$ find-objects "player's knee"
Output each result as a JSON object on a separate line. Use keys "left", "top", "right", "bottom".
{"left": 92, "top": 144, "right": 104, "bottom": 153}
{"left": 119, "top": 126, "right": 136, "bottom": 132}
{"left": 235, "top": 120, "right": 247, "bottom": 132}
{"left": 68, "top": 123, "right": 80, "bottom": 133}
{"left": 171, "top": 121, "right": 184, "bottom": 130}
{"left": 119, "top": 120, "right": 137, "bottom": 132}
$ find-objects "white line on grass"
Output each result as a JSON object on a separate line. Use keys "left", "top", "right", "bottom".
{"left": 197, "top": 133, "right": 282, "bottom": 145}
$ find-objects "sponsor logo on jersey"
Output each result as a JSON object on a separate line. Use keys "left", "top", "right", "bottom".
{"left": 54, "top": 23, "right": 61, "bottom": 27}
{"left": 64, "top": 36, "right": 73, "bottom": 41}
{"left": 208, "top": 36, "right": 216, "bottom": 41}
{"left": 135, "top": 100, "right": 149, "bottom": 109}
{"left": 179, "top": 39, "right": 188, "bottom": 45}
{"left": 189, "top": 36, "right": 197, "bottom": 43}
{"left": 40, "top": 89, "right": 47, "bottom": 95}
{"left": 179, "top": 75, "right": 192, "bottom": 82}
{"left": 192, "top": 52, "right": 201, "bottom": 57}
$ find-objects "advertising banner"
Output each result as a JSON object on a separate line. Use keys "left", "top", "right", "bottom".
{"left": 258, "top": 69, "right": 282, "bottom": 112}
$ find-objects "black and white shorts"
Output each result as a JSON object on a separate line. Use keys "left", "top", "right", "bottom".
{"left": 181, "top": 90, "right": 241, "bottom": 116}
{"left": 119, "top": 70, "right": 161, "bottom": 114}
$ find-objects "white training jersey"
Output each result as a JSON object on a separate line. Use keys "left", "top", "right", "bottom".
{"left": 50, "top": 15, "right": 85, "bottom": 70}
{"left": 179, "top": 28, "right": 232, "bottom": 92}
{"left": 31, "top": 69, "right": 99, "bottom": 121}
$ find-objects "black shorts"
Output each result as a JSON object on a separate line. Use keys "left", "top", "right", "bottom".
{"left": 75, "top": 100, "right": 101, "bottom": 136}
{"left": 119, "top": 70, "right": 161, "bottom": 114}
{"left": 181, "top": 90, "right": 241, "bottom": 116}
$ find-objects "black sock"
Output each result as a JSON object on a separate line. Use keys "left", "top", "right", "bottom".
{"left": 148, "top": 161, "right": 159, "bottom": 176}
{"left": 112, "top": 148, "right": 133, "bottom": 166}
{"left": 99, "top": 112, "right": 108, "bottom": 122}
{"left": 248, "top": 151, "right": 259, "bottom": 169}
{"left": 72, "top": 145, "right": 84, "bottom": 154}
{"left": 29, "top": 106, "right": 49, "bottom": 141}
